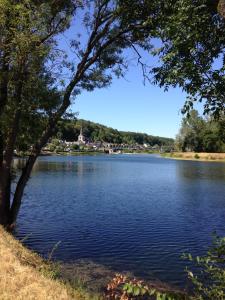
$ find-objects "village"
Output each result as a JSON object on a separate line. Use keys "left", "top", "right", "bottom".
{"left": 43, "top": 128, "right": 172, "bottom": 154}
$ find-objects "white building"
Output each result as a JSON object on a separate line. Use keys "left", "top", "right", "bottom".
{"left": 77, "top": 127, "right": 86, "bottom": 144}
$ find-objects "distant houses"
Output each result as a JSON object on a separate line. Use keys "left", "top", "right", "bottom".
{"left": 43, "top": 127, "right": 174, "bottom": 154}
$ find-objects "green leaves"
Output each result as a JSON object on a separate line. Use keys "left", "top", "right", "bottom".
{"left": 175, "top": 109, "right": 225, "bottom": 153}
{"left": 123, "top": 283, "right": 148, "bottom": 296}
{"left": 107, "top": 273, "right": 184, "bottom": 299}
{"left": 151, "top": 0, "right": 225, "bottom": 117}
{"left": 183, "top": 235, "right": 225, "bottom": 300}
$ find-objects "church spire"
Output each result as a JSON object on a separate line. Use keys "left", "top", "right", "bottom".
{"left": 78, "top": 126, "right": 86, "bottom": 144}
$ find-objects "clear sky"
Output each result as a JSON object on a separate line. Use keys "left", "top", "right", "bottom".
{"left": 73, "top": 68, "right": 186, "bottom": 139}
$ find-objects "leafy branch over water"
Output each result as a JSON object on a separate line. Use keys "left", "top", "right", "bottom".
{"left": 183, "top": 235, "right": 225, "bottom": 300}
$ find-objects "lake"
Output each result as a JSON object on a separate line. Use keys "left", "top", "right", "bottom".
{"left": 14, "top": 154, "right": 225, "bottom": 287}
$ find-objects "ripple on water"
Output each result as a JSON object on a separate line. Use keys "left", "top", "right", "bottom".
{"left": 14, "top": 155, "right": 225, "bottom": 287}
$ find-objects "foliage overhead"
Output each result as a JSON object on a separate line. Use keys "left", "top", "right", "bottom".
{"left": 151, "top": 0, "right": 225, "bottom": 118}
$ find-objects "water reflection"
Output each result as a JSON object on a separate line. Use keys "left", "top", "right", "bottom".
{"left": 13, "top": 157, "right": 103, "bottom": 174}
{"left": 176, "top": 160, "right": 225, "bottom": 181}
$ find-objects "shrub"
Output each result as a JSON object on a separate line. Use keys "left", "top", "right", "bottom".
{"left": 183, "top": 236, "right": 225, "bottom": 300}
{"left": 105, "top": 274, "right": 184, "bottom": 300}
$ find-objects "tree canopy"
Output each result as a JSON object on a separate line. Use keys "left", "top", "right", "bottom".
{"left": 151, "top": 0, "right": 225, "bottom": 117}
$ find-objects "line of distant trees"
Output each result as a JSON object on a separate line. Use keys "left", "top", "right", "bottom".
{"left": 57, "top": 119, "right": 174, "bottom": 146}
{"left": 175, "top": 110, "right": 225, "bottom": 153}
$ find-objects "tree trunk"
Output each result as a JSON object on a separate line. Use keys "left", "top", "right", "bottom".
{"left": 0, "top": 80, "right": 23, "bottom": 227}
{"left": 9, "top": 123, "right": 58, "bottom": 225}
{"left": 0, "top": 56, "right": 9, "bottom": 117}
{"left": 0, "top": 172, "right": 11, "bottom": 226}
{"left": 9, "top": 155, "right": 38, "bottom": 226}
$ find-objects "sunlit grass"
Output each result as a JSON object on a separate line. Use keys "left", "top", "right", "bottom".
{"left": 162, "top": 152, "right": 225, "bottom": 162}
{"left": 0, "top": 226, "right": 100, "bottom": 300}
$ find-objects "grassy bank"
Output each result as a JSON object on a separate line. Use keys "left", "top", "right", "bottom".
{"left": 161, "top": 152, "right": 225, "bottom": 162}
{"left": 0, "top": 226, "right": 187, "bottom": 300}
{"left": 0, "top": 226, "right": 100, "bottom": 300}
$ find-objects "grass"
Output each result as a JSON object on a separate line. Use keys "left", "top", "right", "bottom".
{"left": 0, "top": 226, "right": 186, "bottom": 299}
{"left": 161, "top": 152, "right": 225, "bottom": 162}
{"left": 0, "top": 226, "right": 100, "bottom": 300}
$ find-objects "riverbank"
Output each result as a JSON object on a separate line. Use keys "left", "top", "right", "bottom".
{"left": 43, "top": 150, "right": 156, "bottom": 156}
{"left": 161, "top": 152, "right": 225, "bottom": 162}
{"left": 15, "top": 149, "right": 158, "bottom": 158}
{"left": 0, "top": 226, "right": 99, "bottom": 300}
{"left": 0, "top": 226, "right": 187, "bottom": 299}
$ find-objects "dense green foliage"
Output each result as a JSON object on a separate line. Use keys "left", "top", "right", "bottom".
{"left": 151, "top": 0, "right": 225, "bottom": 117}
{"left": 175, "top": 110, "right": 225, "bottom": 152}
{"left": 57, "top": 119, "right": 174, "bottom": 146}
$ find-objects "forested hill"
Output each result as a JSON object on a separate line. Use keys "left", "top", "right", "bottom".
{"left": 57, "top": 119, "right": 174, "bottom": 146}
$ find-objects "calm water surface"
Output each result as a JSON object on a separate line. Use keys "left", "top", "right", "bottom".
{"left": 14, "top": 154, "right": 225, "bottom": 287}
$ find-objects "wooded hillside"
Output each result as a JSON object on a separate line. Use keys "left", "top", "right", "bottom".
{"left": 57, "top": 119, "right": 174, "bottom": 146}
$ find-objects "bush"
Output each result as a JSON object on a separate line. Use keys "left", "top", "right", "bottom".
{"left": 105, "top": 274, "right": 184, "bottom": 300}
{"left": 183, "top": 236, "right": 225, "bottom": 300}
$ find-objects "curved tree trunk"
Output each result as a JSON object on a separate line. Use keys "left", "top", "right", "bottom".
{"left": 9, "top": 155, "right": 38, "bottom": 226}
{"left": 9, "top": 120, "right": 59, "bottom": 226}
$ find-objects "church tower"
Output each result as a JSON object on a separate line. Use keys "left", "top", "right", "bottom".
{"left": 78, "top": 127, "right": 86, "bottom": 144}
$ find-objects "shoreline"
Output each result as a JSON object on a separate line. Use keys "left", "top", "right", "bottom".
{"left": 161, "top": 152, "right": 225, "bottom": 163}
{"left": 15, "top": 151, "right": 225, "bottom": 162}
{"left": 0, "top": 226, "right": 186, "bottom": 299}
{"left": 0, "top": 226, "right": 102, "bottom": 300}
{"left": 15, "top": 150, "right": 159, "bottom": 158}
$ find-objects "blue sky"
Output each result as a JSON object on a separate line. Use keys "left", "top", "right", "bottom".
{"left": 74, "top": 68, "right": 187, "bottom": 139}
